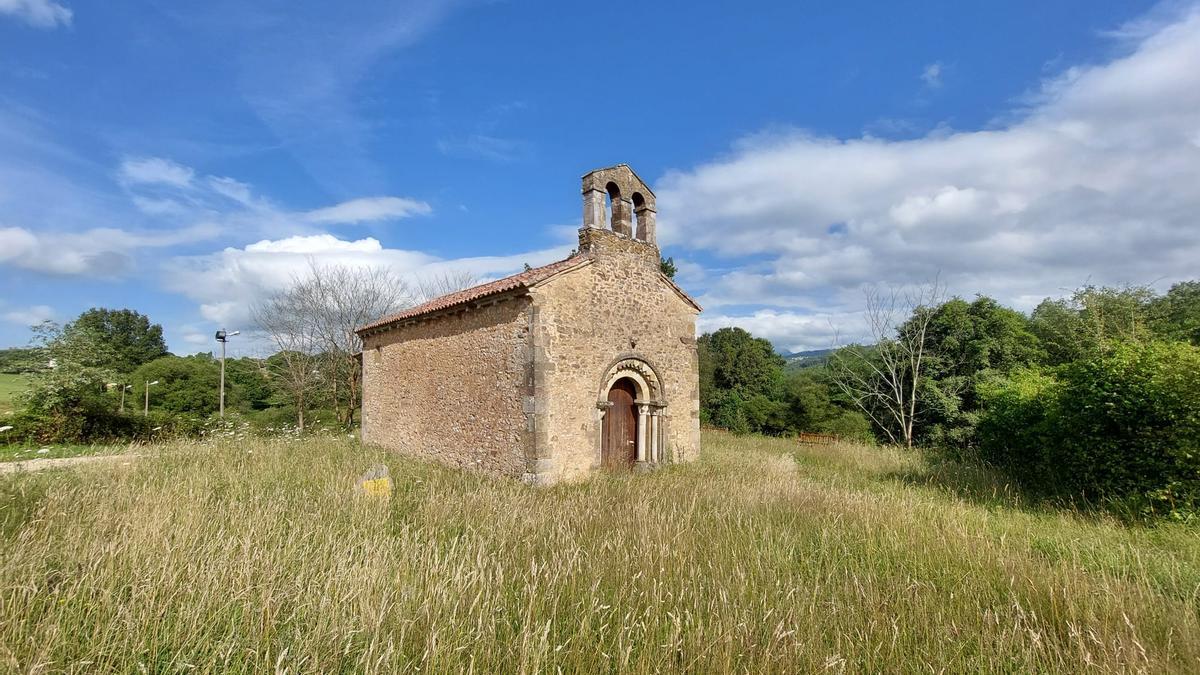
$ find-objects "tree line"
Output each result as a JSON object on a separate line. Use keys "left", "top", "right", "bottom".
{"left": 1, "top": 263, "right": 479, "bottom": 443}
{"left": 700, "top": 280, "right": 1200, "bottom": 519}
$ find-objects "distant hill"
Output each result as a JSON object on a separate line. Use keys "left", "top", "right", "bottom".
{"left": 779, "top": 348, "right": 834, "bottom": 370}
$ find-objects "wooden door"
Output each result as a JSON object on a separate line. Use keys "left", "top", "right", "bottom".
{"left": 602, "top": 378, "right": 638, "bottom": 469}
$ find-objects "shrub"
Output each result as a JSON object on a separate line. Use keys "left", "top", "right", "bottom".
{"left": 817, "top": 409, "right": 875, "bottom": 444}
{"left": 979, "top": 342, "right": 1200, "bottom": 519}
{"left": 4, "top": 407, "right": 208, "bottom": 446}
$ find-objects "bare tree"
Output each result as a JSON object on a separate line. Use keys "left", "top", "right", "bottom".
{"left": 254, "top": 261, "right": 415, "bottom": 429}
{"left": 253, "top": 287, "right": 323, "bottom": 430}
{"left": 828, "top": 278, "right": 945, "bottom": 449}
{"left": 415, "top": 269, "right": 480, "bottom": 303}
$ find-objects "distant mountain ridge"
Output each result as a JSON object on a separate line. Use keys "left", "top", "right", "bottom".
{"left": 777, "top": 347, "right": 834, "bottom": 370}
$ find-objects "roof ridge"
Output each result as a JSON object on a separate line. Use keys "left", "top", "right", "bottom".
{"left": 356, "top": 254, "right": 586, "bottom": 334}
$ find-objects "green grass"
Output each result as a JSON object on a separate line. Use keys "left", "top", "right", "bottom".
{"left": 0, "top": 372, "right": 26, "bottom": 417}
{"left": 1, "top": 432, "right": 1197, "bottom": 672}
{"left": 0, "top": 443, "right": 128, "bottom": 463}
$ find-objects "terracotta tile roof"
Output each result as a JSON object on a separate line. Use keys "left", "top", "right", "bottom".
{"left": 356, "top": 255, "right": 587, "bottom": 334}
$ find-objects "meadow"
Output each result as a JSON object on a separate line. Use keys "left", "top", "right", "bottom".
{"left": 0, "top": 373, "right": 24, "bottom": 417}
{"left": 1, "top": 432, "right": 1197, "bottom": 673}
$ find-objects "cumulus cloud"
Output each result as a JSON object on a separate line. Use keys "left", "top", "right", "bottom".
{"left": 1, "top": 304, "right": 54, "bottom": 327}
{"left": 1, "top": 154, "right": 435, "bottom": 279}
{"left": 657, "top": 7, "right": 1200, "bottom": 348}
{"left": 0, "top": 0, "right": 71, "bottom": 28}
{"left": 164, "top": 234, "right": 571, "bottom": 328}
{"left": 305, "top": 196, "right": 431, "bottom": 224}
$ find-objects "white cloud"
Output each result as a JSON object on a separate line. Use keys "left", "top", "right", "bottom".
{"left": 658, "top": 7, "right": 1200, "bottom": 348}
{"left": 0, "top": 223, "right": 217, "bottom": 277}
{"left": 118, "top": 157, "right": 196, "bottom": 188}
{"left": 0, "top": 0, "right": 71, "bottom": 28}
{"left": 920, "top": 62, "right": 943, "bottom": 88}
{"left": 2, "top": 304, "right": 54, "bottom": 327}
{"left": 305, "top": 196, "right": 431, "bottom": 224}
{"left": 207, "top": 176, "right": 254, "bottom": 205}
{"left": 164, "top": 234, "right": 570, "bottom": 328}
{"left": 1, "top": 152, "right": 437, "bottom": 279}
{"left": 699, "top": 309, "right": 868, "bottom": 353}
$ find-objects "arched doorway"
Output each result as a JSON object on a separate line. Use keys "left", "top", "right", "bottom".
{"left": 601, "top": 377, "right": 638, "bottom": 469}
{"left": 596, "top": 357, "right": 667, "bottom": 470}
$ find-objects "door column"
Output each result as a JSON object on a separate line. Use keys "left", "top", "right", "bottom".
{"left": 635, "top": 402, "right": 650, "bottom": 466}
{"left": 649, "top": 409, "right": 661, "bottom": 463}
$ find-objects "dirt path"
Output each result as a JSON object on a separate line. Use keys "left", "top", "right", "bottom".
{"left": 0, "top": 453, "right": 139, "bottom": 474}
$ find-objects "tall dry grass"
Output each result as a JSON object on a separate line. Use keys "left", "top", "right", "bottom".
{"left": 1, "top": 432, "right": 1197, "bottom": 673}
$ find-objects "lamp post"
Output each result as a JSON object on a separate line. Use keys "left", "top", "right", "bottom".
{"left": 143, "top": 380, "right": 159, "bottom": 417}
{"left": 215, "top": 329, "right": 240, "bottom": 418}
{"left": 120, "top": 384, "right": 132, "bottom": 413}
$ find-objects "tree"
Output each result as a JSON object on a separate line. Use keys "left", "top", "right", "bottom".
{"left": 699, "top": 327, "right": 784, "bottom": 398}
{"left": 660, "top": 256, "right": 677, "bottom": 279}
{"left": 828, "top": 280, "right": 944, "bottom": 448}
{"left": 254, "top": 287, "right": 324, "bottom": 431}
{"left": 696, "top": 327, "right": 786, "bottom": 434}
{"left": 16, "top": 320, "right": 120, "bottom": 441}
{"left": 67, "top": 308, "right": 168, "bottom": 374}
{"left": 1148, "top": 280, "right": 1200, "bottom": 345}
{"left": 1030, "top": 285, "right": 1154, "bottom": 366}
{"left": 416, "top": 270, "right": 480, "bottom": 303}
{"left": 915, "top": 296, "right": 1043, "bottom": 447}
{"left": 223, "top": 356, "right": 273, "bottom": 411}
{"left": 255, "top": 261, "right": 421, "bottom": 429}
{"left": 130, "top": 355, "right": 221, "bottom": 416}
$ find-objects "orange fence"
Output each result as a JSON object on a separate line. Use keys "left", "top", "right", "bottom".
{"left": 796, "top": 432, "right": 840, "bottom": 445}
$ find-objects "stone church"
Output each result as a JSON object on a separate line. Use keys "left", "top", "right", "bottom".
{"left": 356, "top": 165, "right": 701, "bottom": 484}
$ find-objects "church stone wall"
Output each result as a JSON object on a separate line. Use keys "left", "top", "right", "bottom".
{"left": 360, "top": 296, "right": 533, "bottom": 477}
{"left": 530, "top": 227, "right": 701, "bottom": 482}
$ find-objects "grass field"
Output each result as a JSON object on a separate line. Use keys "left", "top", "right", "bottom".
{"left": 1, "top": 433, "right": 1197, "bottom": 672}
{"left": 0, "top": 443, "right": 127, "bottom": 463}
{"left": 0, "top": 373, "right": 25, "bottom": 417}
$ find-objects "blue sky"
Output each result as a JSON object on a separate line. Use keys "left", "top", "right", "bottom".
{"left": 3, "top": 0, "right": 1198, "bottom": 354}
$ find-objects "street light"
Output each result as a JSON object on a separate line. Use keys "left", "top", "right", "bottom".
{"left": 106, "top": 382, "right": 134, "bottom": 413}
{"left": 216, "top": 329, "right": 240, "bottom": 418}
{"left": 119, "top": 384, "right": 132, "bottom": 413}
{"left": 143, "top": 380, "right": 159, "bottom": 417}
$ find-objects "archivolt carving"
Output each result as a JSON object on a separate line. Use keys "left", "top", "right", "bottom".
{"left": 598, "top": 357, "right": 664, "bottom": 403}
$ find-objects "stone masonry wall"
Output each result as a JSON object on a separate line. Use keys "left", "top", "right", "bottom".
{"left": 530, "top": 227, "right": 701, "bottom": 481}
{"left": 360, "top": 296, "right": 533, "bottom": 477}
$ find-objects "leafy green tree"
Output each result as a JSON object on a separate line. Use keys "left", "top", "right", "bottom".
{"left": 15, "top": 321, "right": 121, "bottom": 441}
{"left": 915, "top": 296, "right": 1043, "bottom": 447}
{"left": 660, "top": 256, "right": 677, "bottom": 279}
{"left": 697, "top": 338, "right": 717, "bottom": 424}
{"left": 130, "top": 355, "right": 221, "bottom": 416}
{"left": 699, "top": 327, "right": 784, "bottom": 398}
{"left": 223, "top": 357, "right": 274, "bottom": 411}
{"left": 707, "top": 390, "right": 750, "bottom": 434}
{"left": 67, "top": 308, "right": 168, "bottom": 374}
{"left": 1030, "top": 285, "right": 1154, "bottom": 366}
{"left": 1148, "top": 280, "right": 1200, "bottom": 346}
